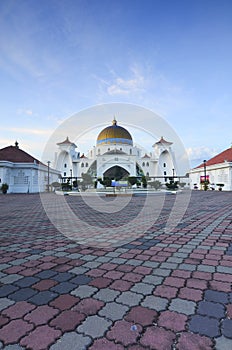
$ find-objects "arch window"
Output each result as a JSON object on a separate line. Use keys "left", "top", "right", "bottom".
{"left": 98, "top": 149, "right": 100, "bottom": 155}
{"left": 64, "top": 163, "right": 67, "bottom": 168}
{"left": 81, "top": 163, "right": 84, "bottom": 167}
{"left": 85, "top": 163, "right": 88, "bottom": 167}
{"left": 108, "top": 148, "right": 110, "bottom": 151}
{"left": 146, "top": 172, "right": 149, "bottom": 176}
{"left": 164, "top": 171, "right": 167, "bottom": 175}
{"left": 130, "top": 149, "right": 132, "bottom": 155}
{"left": 142, "top": 162, "right": 145, "bottom": 167}
{"left": 146, "top": 162, "right": 149, "bottom": 167}
{"left": 163, "top": 163, "right": 166, "bottom": 167}
{"left": 64, "top": 172, "right": 66, "bottom": 177}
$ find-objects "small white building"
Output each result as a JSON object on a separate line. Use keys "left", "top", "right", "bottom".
{"left": 54, "top": 118, "right": 179, "bottom": 183}
{"left": 189, "top": 146, "right": 232, "bottom": 191}
{"left": 0, "top": 142, "right": 60, "bottom": 193}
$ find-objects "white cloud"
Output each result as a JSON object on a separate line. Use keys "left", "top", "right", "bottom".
{"left": 186, "top": 146, "right": 218, "bottom": 161}
{"left": 106, "top": 66, "right": 145, "bottom": 96}
{"left": 0, "top": 126, "right": 52, "bottom": 136}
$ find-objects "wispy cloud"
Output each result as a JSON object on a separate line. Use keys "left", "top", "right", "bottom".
{"left": 186, "top": 146, "right": 218, "bottom": 161}
{"left": 0, "top": 126, "right": 52, "bottom": 136}
{"left": 107, "top": 66, "right": 145, "bottom": 96}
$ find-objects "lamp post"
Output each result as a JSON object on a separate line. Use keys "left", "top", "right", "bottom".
{"left": 172, "top": 168, "right": 175, "bottom": 179}
{"left": 70, "top": 169, "right": 72, "bottom": 190}
{"left": 47, "top": 161, "right": 50, "bottom": 192}
{"left": 203, "top": 160, "right": 207, "bottom": 191}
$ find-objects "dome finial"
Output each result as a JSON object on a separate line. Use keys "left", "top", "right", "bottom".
{"left": 112, "top": 117, "right": 117, "bottom": 126}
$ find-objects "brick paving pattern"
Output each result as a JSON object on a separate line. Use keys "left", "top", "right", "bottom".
{"left": 0, "top": 191, "right": 232, "bottom": 349}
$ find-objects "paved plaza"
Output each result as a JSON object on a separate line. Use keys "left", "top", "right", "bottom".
{"left": 0, "top": 191, "right": 232, "bottom": 349}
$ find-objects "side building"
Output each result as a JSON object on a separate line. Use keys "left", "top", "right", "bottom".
{"left": 189, "top": 146, "right": 232, "bottom": 191}
{"left": 0, "top": 142, "right": 60, "bottom": 193}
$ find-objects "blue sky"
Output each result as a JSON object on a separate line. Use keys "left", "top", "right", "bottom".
{"left": 0, "top": 0, "right": 232, "bottom": 168}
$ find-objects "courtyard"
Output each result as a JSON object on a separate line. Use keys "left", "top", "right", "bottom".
{"left": 0, "top": 191, "right": 231, "bottom": 349}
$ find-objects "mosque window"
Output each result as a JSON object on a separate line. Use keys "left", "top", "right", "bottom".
{"left": 142, "top": 162, "right": 145, "bottom": 167}
{"left": 86, "top": 163, "right": 88, "bottom": 167}
{"left": 130, "top": 149, "right": 132, "bottom": 154}
{"left": 163, "top": 163, "right": 166, "bottom": 167}
{"left": 108, "top": 148, "right": 110, "bottom": 151}
{"left": 164, "top": 171, "right": 166, "bottom": 175}
{"left": 146, "top": 172, "right": 149, "bottom": 176}
{"left": 64, "top": 172, "right": 66, "bottom": 176}
{"left": 64, "top": 163, "right": 67, "bottom": 168}
{"left": 120, "top": 148, "right": 122, "bottom": 151}
{"left": 81, "top": 163, "right": 84, "bottom": 167}
{"left": 14, "top": 170, "right": 29, "bottom": 185}
{"left": 98, "top": 149, "right": 100, "bottom": 155}
{"left": 146, "top": 162, "right": 149, "bottom": 167}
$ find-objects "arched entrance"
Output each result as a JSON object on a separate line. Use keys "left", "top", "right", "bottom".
{"left": 103, "top": 166, "right": 129, "bottom": 180}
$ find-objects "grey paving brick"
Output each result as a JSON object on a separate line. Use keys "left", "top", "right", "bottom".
{"left": 142, "top": 261, "right": 159, "bottom": 268}
{"left": 77, "top": 315, "right": 112, "bottom": 338}
{"left": 131, "top": 282, "right": 154, "bottom": 295}
{"left": 217, "top": 266, "right": 232, "bottom": 274}
{"left": 141, "top": 295, "right": 168, "bottom": 311}
{"left": 94, "top": 256, "right": 112, "bottom": 263}
{"left": 51, "top": 281, "right": 76, "bottom": 294}
{"left": 53, "top": 251, "right": 69, "bottom": 257}
{"left": 3, "top": 345, "right": 26, "bottom": 350}
{"left": 173, "top": 252, "right": 189, "bottom": 258}
{"left": 26, "top": 254, "right": 42, "bottom": 260}
{"left": 0, "top": 263, "right": 11, "bottom": 271}
{"left": 189, "top": 315, "right": 220, "bottom": 337}
{"left": 50, "top": 332, "right": 92, "bottom": 350}
{"left": 110, "top": 257, "right": 127, "bottom": 264}
{"left": 215, "top": 336, "right": 232, "bottom": 350}
{"left": 197, "top": 265, "right": 216, "bottom": 273}
{"left": 82, "top": 261, "right": 102, "bottom": 269}
{"left": 169, "top": 298, "right": 196, "bottom": 315}
{"left": 99, "top": 301, "right": 129, "bottom": 320}
{"left": 10, "top": 259, "right": 28, "bottom": 266}
{"left": 152, "top": 268, "right": 171, "bottom": 277}
{"left": 81, "top": 254, "right": 96, "bottom": 261}
{"left": 125, "top": 259, "right": 143, "bottom": 266}
{"left": 142, "top": 275, "right": 163, "bottom": 286}
{"left": 68, "top": 253, "right": 83, "bottom": 259}
{"left": 105, "top": 252, "right": 121, "bottom": 257}
{"left": 0, "top": 274, "right": 23, "bottom": 284}
{"left": 178, "top": 263, "right": 197, "bottom": 271}
{"left": 0, "top": 297, "right": 15, "bottom": 311}
{"left": 69, "top": 266, "right": 90, "bottom": 275}
{"left": 94, "top": 288, "right": 120, "bottom": 302}
{"left": 166, "top": 257, "right": 183, "bottom": 264}
{"left": 0, "top": 285, "right": 19, "bottom": 298}
{"left": 116, "top": 291, "right": 143, "bottom": 306}
{"left": 71, "top": 285, "right": 98, "bottom": 298}
{"left": 114, "top": 248, "right": 129, "bottom": 253}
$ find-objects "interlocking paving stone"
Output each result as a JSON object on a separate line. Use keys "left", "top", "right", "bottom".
{"left": 125, "top": 305, "right": 158, "bottom": 326}
{"left": 24, "top": 305, "right": 59, "bottom": 325}
{"left": 116, "top": 291, "right": 143, "bottom": 306}
{"left": 106, "top": 320, "right": 142, "bottom": 347}
{"left": 2, "top": 301, "right": 35, "bottom": 319}
{"left": 169, "top": 298, "right": 196, "bottom": 315}
{"left": 141, "top": 295, "right": 169, "bottom": 311}
{"left": 0, "top": 319, "right": 34, "bottom": 345}
{"left": 50, "top": 310, "right": 86, "bottom": 331}
{"left": 0, "top": 285, "right": 19, "bottom": 298}
{"left": 158, "top": 310, "right": 188, "bottom": 332}
{"left": 77, "top": 315, "right": 112, "bottom": 338}
{"left": 50, "top": 332, "right": 92, "bottom": 350}
{"left": 140, "top": 326, "right": 175, "bottom": 350}
{"left": 0, "top": 298, "right": 15, "bottom": 311}
{"left": 49, "top": 294, "right": 80, "bottom": 310}
{"left": 20, "top": 325, "right": 61, "bottom": 349}
{"left": 197, "top": 300, "right": 225, "bottom": 318}
{"left": 72, "top": 297, "right": 104, "bottom": 315}
{"left": 189, "top": 315, "right": 220, "bottom": 337}
{"left": 8, "top": 287, "right": 38, "bottom": 302}
{"left": 130, "top": 282, "right": 154, "bottom": 295}
{"left": 221, "top": 319, "right": 232, "bottom": 339}
{"left": 89, "top": 338, "right": 124, "bottom": 350}
{"left": 176, "top": 332, "right": 213, "bottom": 350}
{"left": 99, "top": 301, "right": 129, "bottom": 321}
{"left": 204, "top": 290, "right": 228, "bottom": 304}
{"left": 50, "top": 281, "right": 76, "bottom": 294}
{"left": 28, "top": 291, "right": 58, "bottom": 305}
{"left": 71, "top": 285, "right": 97, "bottom": 298}
{"left": 215, "top": 336, "right": 232, "bottom": 350}
{"left": 93, "top": 288, "right": 120, "bottom": 302}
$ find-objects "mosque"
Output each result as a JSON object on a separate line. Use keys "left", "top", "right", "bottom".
{"left": 54, "top": 118, "right": 177, "bottom": 184}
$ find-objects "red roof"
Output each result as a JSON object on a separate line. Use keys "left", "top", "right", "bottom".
{"left": 0, "top": 145, "right": 41, "bottom": 164}
{"left": 196, "top": 147, "right": 232, "bottom": 168}
{"left": 142, "top": 153, "right": 151, "bottom": 158}
{"left": 154, "top": 137, "right": 172, "bottom": 146}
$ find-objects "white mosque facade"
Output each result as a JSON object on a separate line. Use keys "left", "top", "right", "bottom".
{"left": 54, "top": 119, "right": 177, "bottom": 184}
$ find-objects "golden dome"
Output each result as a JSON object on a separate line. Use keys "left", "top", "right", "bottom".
{"left": 97, "top": 119, "right": 133, "bottom": 146}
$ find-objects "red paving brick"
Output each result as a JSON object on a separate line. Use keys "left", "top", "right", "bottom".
{"left": 125, "top": 306, "right": 158, "bottom": 326}
{"left": 24, "top": 305, "right": 59, "bottom": 325}
{"left": 49, "top": 310, "right": 86, "bottom": 331}
{"left": 32, "top": 279, "right": 58, "bottom": 291}
{"left": 89, "top": 338, "right": 124, "bottom": 350}
{"left": 72, "top": 297, "right": 104, "bottom": 315}
{"left": 140, "top": 326, "right": 175, "bottom": 350}
{"left": 0, "top": 319, "right": 34, "bottom": 345}
{"left": 158, "top": 310, "right": 188, "bottom": 332}
{"left": 154, "top": 285, "right": 178, "bottom": 299}
{"left": 49, "top": 294, "right": 80, "bottom": 310}
{"left": 2, "top": 301, "right": 36, "bottom": 319}
{"left": 176, "top": 332, "right": 213, "bottom": 350}
{"left": 107, "top": 320, "right": 142, "bottom": 347}
{"left": 20, "top": 325, "right": 61, "bottom": 350}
